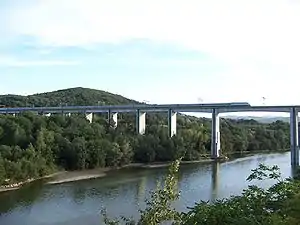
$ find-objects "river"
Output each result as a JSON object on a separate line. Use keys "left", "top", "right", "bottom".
{"left": 0, "top": 151, "right": 295, "bottom": 225}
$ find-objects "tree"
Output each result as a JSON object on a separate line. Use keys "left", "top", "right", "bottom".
{"left": 35, "top": 127, "right": 55, "bottom": 166}
{"left": 0, "top": 154, "right": 5, "bottom": 184}
{"left": 87, "top": 139, "right": 106, "bottom": 168}
{"left": 72, "top": 137, "right": 87, "bottom": 170}
{"left": 106, "top": 142, "right": 122, "bottom": 167}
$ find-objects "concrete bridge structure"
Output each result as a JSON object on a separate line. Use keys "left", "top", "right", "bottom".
{"left": 0, "top": 102, "right": 299, "bottom": 166}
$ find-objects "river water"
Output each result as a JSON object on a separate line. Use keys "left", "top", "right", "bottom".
{"left": 0, "top": 151, "right": 295, "bottom": 225}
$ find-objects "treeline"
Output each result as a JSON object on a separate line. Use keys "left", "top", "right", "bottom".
{"left": 0, "top": 111, "right": 290, "bottom": 186}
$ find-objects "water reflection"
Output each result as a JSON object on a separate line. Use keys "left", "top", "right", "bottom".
{"left": 211, "top": 162, "right": 220, "bottom": 202}
{"left": 0, "top": 180, "right": 44, "bottom": 215}
{"left": 291, "top": 165, "right": 299, "bottom": 178}
{"left": 137, "top": 176, "right": 147, "bottom": 203}
{"left": 72, "top": 186, "right": 86, "bottom": 205}
{"left": 0, "top": 151, "right": 294, "bottom": 225}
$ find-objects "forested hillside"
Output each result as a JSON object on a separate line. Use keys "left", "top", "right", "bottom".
{"left": 0, "top": 87, "right": 139, "bottom": 107}
{"left": 0, "top": 88, "right": 290, "bottom": 186}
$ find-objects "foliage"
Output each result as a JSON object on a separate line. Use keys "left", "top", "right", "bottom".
{"left": 138, "top": 159, "right": 182, "bottom": 225}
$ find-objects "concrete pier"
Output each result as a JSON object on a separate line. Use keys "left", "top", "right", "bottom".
{"left": 136, "top": 110, "right": 146, "bottom": 134}
{"left": 290, "top": 107, "right": 299, "bottom": 166}
{"left": 211, "top": 108, "right": 220, "bottom": 159}
{"left": 168, "top": 109, "right": 177, "bottom": 137}
{"left": 85, "top": 113, "right": 93, "bottom": 123}
{"left": 108, "top": 110, "right": 118, "bottom": 128}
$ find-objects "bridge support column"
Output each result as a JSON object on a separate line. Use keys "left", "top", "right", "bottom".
{"left": 85, "top": 113, "right": 93, "bottom": 123}
{"left": 290, "top": 107, "right": 299, "bottom": 166}
{"left": 168, "top": 109, "right": 177, "bottom": 137}
{"left": 108, "top": 110, "right": 118, "bottom": 128}
{"left": 136, "top": 110, "right": 146, "bottom": 134}
{"left": 211, "top": 109, "right": 220, "bottom": 159}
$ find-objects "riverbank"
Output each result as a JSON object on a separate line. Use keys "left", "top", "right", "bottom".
{"left": 228, "top": 149, "right": 289, "bottom": 157}
{"left": 0, "top": 152, "right": 270, "bottom": 191}
{"left": 47, "top": 158, "right": 230, "bottom": 185}
{"left": 135, "top": 158, "right": 215, "bottom": 169}
{"left": 0, "top": 172, "right": 64, "bottom": 193}
{"left": 1, "top": 159, "right": 216, "bottom": 191}
{"left": 47, "top": 168, "right": 110, "bottom": 185}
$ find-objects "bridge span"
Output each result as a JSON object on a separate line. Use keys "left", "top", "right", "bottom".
{"left": 0, "top": 102, "right": 299, "bottom": 166}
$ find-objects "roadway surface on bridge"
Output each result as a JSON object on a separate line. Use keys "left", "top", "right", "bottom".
{"left": 0, "top": 102, "right": 299, "bottom": 114}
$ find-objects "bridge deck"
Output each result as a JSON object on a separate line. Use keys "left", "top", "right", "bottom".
{"left": 0, "top": 103, "right": 299, "bottom": 114}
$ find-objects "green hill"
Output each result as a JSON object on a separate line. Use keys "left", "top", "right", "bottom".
{"left": 0, "top": 87, "right": 139, "bottom": 107}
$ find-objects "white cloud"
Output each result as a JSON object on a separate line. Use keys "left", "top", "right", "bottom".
{"left": 5, "top": 1, "right": 300, "bottom": 79}
{"left": 2, "top": 0, "right": 300, "bottom": 108}
{"left": 0, "top": 55, "right": 80, "bottom": 67}
{"left": 5, "top": 1, "right": 300, "bottom": 60}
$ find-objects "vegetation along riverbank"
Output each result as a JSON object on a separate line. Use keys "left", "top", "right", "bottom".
{"left": 0, "top": 87, "right": 291, "bottom": 191}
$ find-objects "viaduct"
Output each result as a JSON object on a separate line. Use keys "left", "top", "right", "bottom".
{"left": 0, "top": 102, "right": 299, "bottom": 166}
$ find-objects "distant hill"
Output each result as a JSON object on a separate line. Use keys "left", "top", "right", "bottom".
{"left": 223, "top": 115, "right": 290, "bottom": 123}
{"left": 0, "top": 87, "right": 213, "bottom": 130}
{"left": 0, "top": 87, "right": 140, "bottom": 107}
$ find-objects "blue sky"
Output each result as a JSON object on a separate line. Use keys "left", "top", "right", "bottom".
{"left": 1, "top": 0, "right": 300, "bottom": 114}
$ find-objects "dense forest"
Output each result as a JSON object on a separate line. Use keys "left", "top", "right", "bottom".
{"left": 0, "top": 88, "right": 290, "bottom": 186}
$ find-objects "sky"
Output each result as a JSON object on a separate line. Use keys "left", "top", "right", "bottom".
{"left": 1, "top": 0, "right": 300, "bottom": 117}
